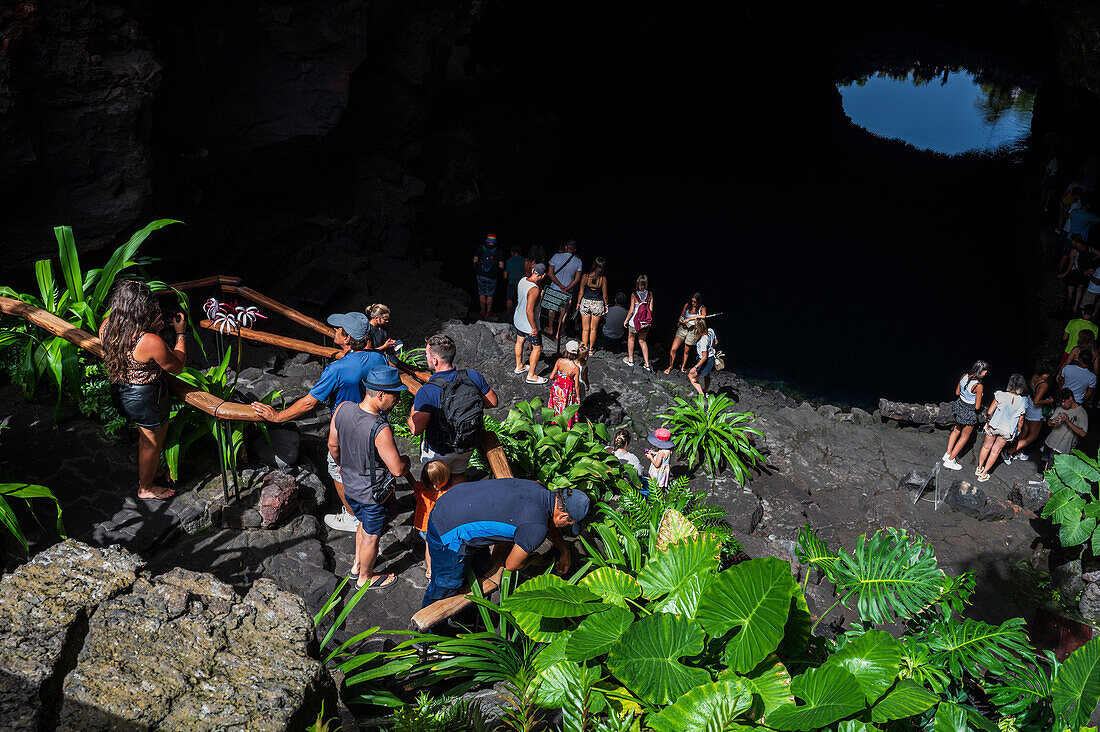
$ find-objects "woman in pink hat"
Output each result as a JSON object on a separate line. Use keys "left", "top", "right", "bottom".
{"left": 645, "top": 427, "right": 674, "bottom": 490}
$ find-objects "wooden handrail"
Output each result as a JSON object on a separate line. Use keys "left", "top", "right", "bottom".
{"left": 0, "top": 296, "right": 260, "bottom": 422}
{"left": 222, "top": 285, "right": 331, "bottom": 336}
{"left": 411, "top": 563, "right": 506, "bottom": 632}
{"left": 200, "top": 320, "right": 341, "bottom": 359}
{"left": 169, "top": 275, "right": 242, "bottom": 292}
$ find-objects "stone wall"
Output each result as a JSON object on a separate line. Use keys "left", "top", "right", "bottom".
{"left": 0, "top": 540, "right": 333, "bottom": 731}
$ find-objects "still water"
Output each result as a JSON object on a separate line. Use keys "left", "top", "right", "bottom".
{"left": 838, "top": 69, "right": 1035, "bottom": 156}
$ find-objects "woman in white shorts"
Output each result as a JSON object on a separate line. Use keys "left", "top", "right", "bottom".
{"left": 975, "top": 374, "right": 1029, "bottom": 482}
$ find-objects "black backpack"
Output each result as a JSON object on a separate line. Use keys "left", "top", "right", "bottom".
{"left": 477, "top": 245, "right": 498, "bottom": 275}
{"left": 429, "top": 370, "right": 484, "bottom": 452}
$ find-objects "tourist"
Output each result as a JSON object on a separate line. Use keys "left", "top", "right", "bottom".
{"left": 612, "top": 429, "right": 645, "bottom": 488}
{"left": 364, "top": 303, "right": 398, "bottom": 362}
{"left": 623, "top": 275, "right": 654, "bottom": 371}
{"left": 548, "top": 339, "right": 583, "bottom": 427}
{"left": 577, "top": 343, "right": 591, "bottom": 400}
{"left": 942, "top": 360, "right": 989, "bottom": 471}
{"left": 1062, "top": 307, "right": 1098, "bottom": 368}
{"left": 576, "top": 257, "right": 608, "bottom": 352}
{"left": 503, "top": 245, "right": 526, "bottom": 313}
{"left": 472, "top": 234, "right": 504, "bottom": 318}
{"left": 99, "top": 280, "right": 187, "bottom": 501}
{"left": 408, "top": 334, "right": 498, "bottom": 481}
{"left": 414, "top": 460, "right": 452, "bottom": 580}
{"left": 546, "top": 239, "right": 583, "bottom": 338}
{"left": 1044, "top": 387, "right": 1089, "bottom": 471}
{"left": 1004, "top": 364, "right": 1055, "bottom": 462}
{"left": 688, "top": 318, "right": 717, "bottom": 398}
{"left": 1059, "top": 351, "right": 1097, "bottom": 404}
{"left": 975, "top": 374, "right": 1029, "bottom": 482}
{"left": 513, "top": 263, "right": 549, "bottom": 385}
{"left": 421, "top": 479, "right": 591, "bottom": 608}
{"left": 1059, "top": 237, "right": 1095, "bottom": 314}
{"left": 1066, "top": 330, "right": 1099, "bottom": 377}
{"left": 252, "top": 311, "right": 387, "bottom": 533}
{"left": 665, "top": 293, "right": 707, "bottom": 374}
{"left": 327, "top": 365, "right": 414, "bottom": 590}
{"left": 599, "top": 292, "right": 629, "bottom": 351}
{"left": 646, "top": 427, "right": 674, "bottom": 490}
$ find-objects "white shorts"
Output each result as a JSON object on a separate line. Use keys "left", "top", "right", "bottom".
{"left": 326, "top": 452, "right": 342, "bottom": 482}
{"left": 420, "top": 444, "right": 473, "bottom": 474}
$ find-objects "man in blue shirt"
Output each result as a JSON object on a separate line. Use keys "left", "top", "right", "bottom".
{"left": 252, "top": 311, "right": 387, "bottom": 532}
{"left": 422, "top": 478, "right": 591, "bottom": 608}
{"left": 408, "top": 333, "right": 498, "bottom": 481}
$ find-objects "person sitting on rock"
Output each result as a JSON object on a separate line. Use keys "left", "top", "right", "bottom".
{"left": 975, "top": 374, "right": 1029, "bottom": 482}
{"left": 421, "top": 478, "right": 591, "bottom": 609}
{"left": 408, "top": 334, "right": 498, "bottom": 482}
{"left": 328, "top": 365, "right": 415, "bottom": 590}
{"left": 513, "top": 263, "right": 549, "bottom": 384}
{"left": 598, "top": 292, "right": 629, "bottom": 351}
{"left": 251, "top": 311, "right": 387, "bottom": 535}
{"left": 1044, "top": 387, "right": 1089, "bottom": 471}
{"left": 942, "top": 360, "right": 989, "bottom": 471}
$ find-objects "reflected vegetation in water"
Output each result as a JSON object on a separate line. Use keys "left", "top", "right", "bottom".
{"left": 837, "top": 68, "right": 1035, "bottom": 155}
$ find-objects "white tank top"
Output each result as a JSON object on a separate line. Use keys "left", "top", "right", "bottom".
{"left": 958, "top": 375, "right": 978, "bottom": 405}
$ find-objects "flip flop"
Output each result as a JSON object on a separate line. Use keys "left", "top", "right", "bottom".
{"left": 513, "top": 366, "right": 528, "bottom": 374}
{"left": 526, "top": 376, "right": 547, "bottom": 385}
{"left": 357, "top": 573, "right": 397, "bottom": 591}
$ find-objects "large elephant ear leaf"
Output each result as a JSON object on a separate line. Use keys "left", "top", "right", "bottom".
{"left": 638, "top": 534, "right": 721, "bottom": 600}
{"left": 606, "top": 612, "right": 710, "bottom": 705}
{"left": 1053, "top": 636, "right": 1100, "bottom": 729}
{"left": 728, "top": 654, "right": 793, "bottom": 715}
{"left": 656, "top": 507, "right": 699, "bottom": 550}
{"left": 1055, "top": 453, "right": 1100, "bottom": 493}
{"left": 830, "top": 528, "right": 945, "bottom": 625}
{"left": 696, "top": 558, "right": 796, "bottom": 673}
{"left": 932, "top": 701, "right": 967, "bottom": 732}
{"left": 764, "top": 665, "right": 866, "bottom": 731}
{"left": 502, "top": 573, "right": 605, "bottom": 618}
{"left": 566, "top": 606, "right": 634, "bottom": 662}
{"left": 837, "top": 722, "right": 882, "bottom": 732}
{"left": 646, "top": 679, "right": 754, "bottom": 732}
{"left": 869, "top": 680, "right": 939, "bottom": 723}
{"left": 579, "top": 567, "right": 642, "bottom": 608}
{"left": 822, "top": 630, "right": 902, "bottom": 704}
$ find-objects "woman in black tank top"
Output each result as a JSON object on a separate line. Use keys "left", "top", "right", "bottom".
{"left": 577, "top": 257, "right": 609, "bottom": 352}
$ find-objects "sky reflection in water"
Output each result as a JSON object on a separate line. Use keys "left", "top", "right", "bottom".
{"left": 838, "top": 70, "right": 1034, "bottom": 155}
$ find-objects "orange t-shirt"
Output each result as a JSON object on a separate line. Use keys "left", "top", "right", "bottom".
{"left": 414, "top": 484, "right": 447, "bottom": 532}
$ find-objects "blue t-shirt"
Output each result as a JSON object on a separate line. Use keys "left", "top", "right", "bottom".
{"left": 412, "top": 368, "right": 491, "bottom": 453}
{"left": 1069, "top": 209, "right": 1100, "bottom": 240}
{"left": 429, "top": 478, "right": 554, "bottom": 554}
{"left": 309, "top": 350, "right": 388, "bottom": 410}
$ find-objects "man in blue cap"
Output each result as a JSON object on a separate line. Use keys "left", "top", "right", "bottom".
{"left": 251, "top": 311, "right": 387, "bottom": 534}
{"left": 420, "top": 479, "right": 591, "bottom": 608}
{"left": 328, "top": 364, "right": 414, "bottom": 590}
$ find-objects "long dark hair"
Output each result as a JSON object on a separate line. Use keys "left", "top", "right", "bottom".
{"left": 588, "top": 257, "right": 606, "bottom": 279}
{"left": 101, "top": 280, "right": 160, "bottom": 382}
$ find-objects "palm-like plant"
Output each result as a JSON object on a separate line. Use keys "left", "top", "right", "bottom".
{"left": 658, "top": 393, "right": 765, "bottom": 482}
{"left": 0, "top": 482, "right": 65, "bottom": 554}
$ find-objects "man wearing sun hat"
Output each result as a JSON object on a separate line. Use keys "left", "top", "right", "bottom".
{"left": 472, "top": 233, "right": 504, "bottom": 318}
{"left": 328, "top": 364, "right": 415, "bottom": 590}
{"left": 251, "top": 311, "right": 387, "bottom": 533}
{"left": 644, "top": 427, "right": 675, "bottom": 491}
{"left": 420, "top": 478, "right": 592, "bottom": 609}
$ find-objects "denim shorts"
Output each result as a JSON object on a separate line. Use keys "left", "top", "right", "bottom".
{"left": 111, "top": 380, "right": 170, "bottom": 429}
{"left": 697, "top": 356, "right": 714, "bottom": 379}
{"left": 345, "top": 494, "right": 391, "bottom": 535}
{"left": 476, "top": 275, "right": 497, "bottom": 297}
{"left": 512, "top": 324, "right": 542, "bottom": 348}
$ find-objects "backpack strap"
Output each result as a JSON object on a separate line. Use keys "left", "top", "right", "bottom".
{"left": 366, "top": 415, "right": 396, "bottom": 502}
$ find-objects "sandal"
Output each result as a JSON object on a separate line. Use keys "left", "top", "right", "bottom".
{"left": 357, "top": 573, "right": 398, "bottom": 591}
{"left": 513, "top": 366, "right": 528, "bottom": 374}
{"left": 526, "top": 376, "right": 548, "bottom": 385}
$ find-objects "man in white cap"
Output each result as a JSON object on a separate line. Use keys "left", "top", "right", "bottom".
{"left": 251, "top": 311, "right": 387, "bottom": 533}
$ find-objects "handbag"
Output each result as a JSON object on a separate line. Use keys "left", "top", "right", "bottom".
{"left": 714, "top": 350, "right": 726, "bottom": 371}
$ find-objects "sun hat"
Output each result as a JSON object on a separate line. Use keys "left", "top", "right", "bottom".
{"left": 327, "top": 312, "right": 371, "bottom": 341}
{"left": 532, "top": 263, "right": 547, "bottom": 275}
{"left": 648, "top": 427, "right": 674, "bottom": 449}
{"left": 564, "top": 339, "right": 580, "bottom": 353}
{"left": 362, "top": 365, "right": 408, "bottom": 393}
{"left": 486, "top": 233, "right": 497, "bottom": 244}
{"left": 561, "top": 488, "right": 592, "bottom": 536}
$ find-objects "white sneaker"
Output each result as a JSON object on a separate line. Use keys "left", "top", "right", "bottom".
{"left": 324, "top": 507, "right": 360, "bottom": 532}
{"left": 942, "top": 452, "right": 951, "bottom": 462}
{"left": 944, "top": 459, "right": 962, "bottom": 470}
{"left": 1014, "top": 453, "right": 1030, "bottom": 461}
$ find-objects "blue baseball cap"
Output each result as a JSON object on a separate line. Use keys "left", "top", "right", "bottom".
{"left": 326, "top": 312, "right": 371, "bottom": 341}
{"left": 362, "top": 365, "right": 407, "bottom": 393}
{"left": 562, "top": 489, "right": 592, "bottom": 535}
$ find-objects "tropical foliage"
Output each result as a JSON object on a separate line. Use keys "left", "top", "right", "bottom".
{"left": 0, "top": 482, "right": 65, "bottom": 554}
{"left": 659, "top": 393, "right": 766, "bottom": 481}
{"left": 1041, "top": 449, "right": 1100, "bottom": 555}
{"left": 0, "top": 220, "right": 183, "bottom": 411}
{"left": 615, "top": 474, "right": 742, "bottom": 560}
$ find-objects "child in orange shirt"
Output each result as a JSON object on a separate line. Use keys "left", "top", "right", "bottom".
{"left": 415, "top": 460, "right": 451, "bottom": 579}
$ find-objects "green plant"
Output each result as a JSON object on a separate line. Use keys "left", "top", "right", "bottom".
{"left": 401, "top": 347, "right": 429, "bottom": 370}
{"left": 0, "top": 220, "right": 183, "bottom": 410}
{"left": 492, "top": 399, "right": 632, "bottom": 498}
{"left": 387, "top": 391, "right": 421, "bottom": 447}
{"left": 390, "top": 692, "right": 490, "bottom": 731}
{"left": 658, "top": 393, "right": 765, "bottom": 482}
{"left": 615, "top": 475, "right": 740, "bottom": 559}
{"left": 0, "top": 482, "right": 66, "bottom": 554}
{"left": 304, "top": 702, "right": 341, "bottom": 732}
{"left": 77, "top": 360, "right": 127, "bottom": 435}
{"left": 1041, "top": 450, "right": 1100, "bottom": 553}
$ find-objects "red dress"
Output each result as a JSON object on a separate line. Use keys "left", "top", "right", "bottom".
{"left": 549, "top": 371, "right": 580, "bottom": 427}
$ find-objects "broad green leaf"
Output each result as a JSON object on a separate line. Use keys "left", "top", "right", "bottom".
{"left": 503, "top": 574, "right": 605, "bottom": 618}
{"left": 823, "top": 630, "right": 902, "bottom": 704}
{"left": 646, "top": 679, "right": 754, "bottom": 732}
{"left": 1061, "top": 512, "right": 1098, "bottom": 547}
{"left": 932, "top": 701, "right": 967, "bottom": 732}
{"left": 737, "top": 654, "right": 794, "bottom": 715}
{"left": 795, "top": 524, "right": 837, "bottom": 576}
{"left": 1043, "top": 488, "right": 1086, "bottom": 522}
{"left": 512, "top": 609, "right": 570, "bottom": 642}
{"left": 534, "top": 657, "right": 602, "bottom": 708}
{"left": 1046, "top": 469, "right": 1072, "bottom": 495}
{"left": 838, "top": 723, "right": 881, "bottom": 732}
{"left": 697, "top": 558, "right": 796, "bottom": 673}
{"left": 776, "top": 588, "right": 813, "bottom": 661}
{"left": 0, "top": 496, "right": 27, "bottom": 553}
{"left": 54, "top": 226, "right": 84, "bottom": 305}
{"left": 533, "top": 632, "right": 572, "bottom": 672}
{"left": 638, "top": 534, "right": 721, "bottom": 600}
{"left": 1053, "top": 637, "right": 1100, "bottom": 729}
{"left": 1056, "top": 454, "right": 1100, "bottom": 493}
{"left": 765, "top": 665, "right": 866, "bottom": 731}
{"left": 606, "top": 612, "right": 710, "bottom": 705}
{"left": 656, "top": 507, "right": 698, "bottom": 550}
{"left": 90, "top": 219, "right": 182, "bottom": 310}
{"left": 922, "top": 616, "right": 1033, "bottom": 679}
{"left": 566, "top": 606, "right": 634, "bottom": 662}
{"left": 35, "top": 259, "right": 56, "bottom": 313}
{"left": 579, "top": 567, "right": 642, "bottom": 608}
{"left": 653, "top": 572, "right": 713, "bottom": 619}
{"left": 870, "top": 680, "right": 938, "bottom": 723}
